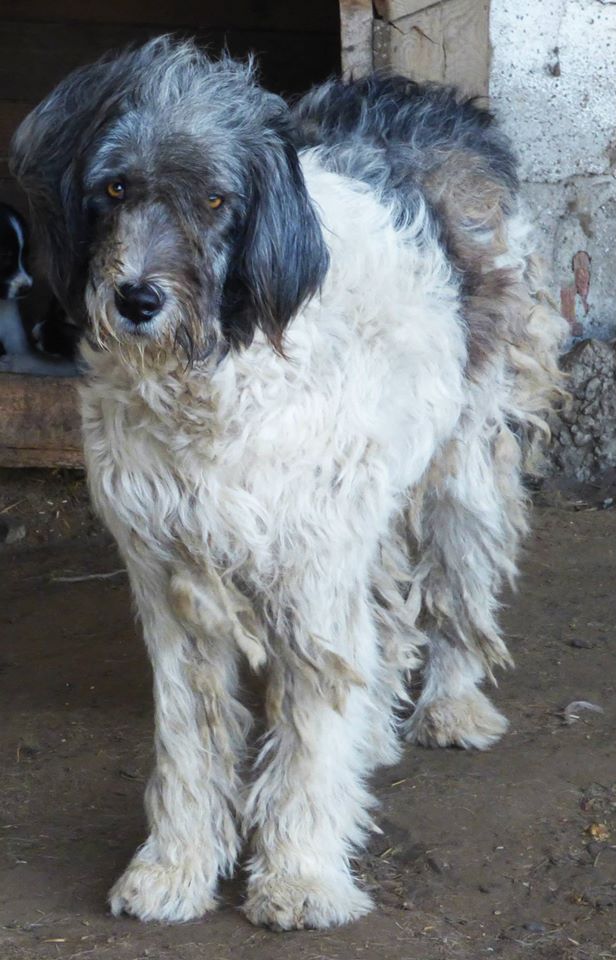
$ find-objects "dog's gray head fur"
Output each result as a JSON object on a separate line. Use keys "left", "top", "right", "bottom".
{"left": 10, "top": 36, "right": 328, "bottom": 360}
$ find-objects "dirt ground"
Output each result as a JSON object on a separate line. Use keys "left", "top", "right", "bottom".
{"left": 0, "top": 474, "right": 615, "bottom": 960}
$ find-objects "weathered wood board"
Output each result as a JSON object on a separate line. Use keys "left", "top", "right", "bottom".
{"left": 0, "top": 374, "right": 83, "bottom": 468}
{"left": 339, "top": 0, "right": 374, "bottom": 78}
{"left": 341, "top": 0, "right": 490, "bottom": 95}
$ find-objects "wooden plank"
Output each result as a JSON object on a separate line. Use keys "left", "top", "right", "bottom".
{"left": 374, "top": 0, "right": 444, "bottom": 19}
{"left": 372, "top": 0, "right": 490, "bottom": 95}
{"left": 440, "top": 0, "right": 489, "bottom": 93}
{"left": 0, "top": 21, "right": 339, "bottom": 102}
{"left": 339, "top": 0, "right": 373, "bottom": 79}
{"left": 0, "top": 374, "right": 83, "bottom": 469}
{"left": 0, "top": 0, "right": 338, "bottom": 35}
{"left": 0, "top": 446, "right": 83, "bottom": 468}
{"left": 373, "top": 11, "right": 444, "bottom": 83}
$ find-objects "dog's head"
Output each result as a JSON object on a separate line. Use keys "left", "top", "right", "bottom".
{"left": 10, "top": 37, "right": 328, "bottom": 360}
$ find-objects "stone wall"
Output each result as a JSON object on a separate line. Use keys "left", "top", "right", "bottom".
{"left": 550, "top": 340, "right": 616, "bottom": 481}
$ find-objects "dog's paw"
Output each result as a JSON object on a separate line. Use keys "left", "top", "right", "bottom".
{"left": 404, "top": 690, "right": 508, "bottom": 750}
{"left": 243, "top": 872, "right": 372, "bottom": 931}
{"left": 109, "top": 859, "right": 217, "bottom": 923}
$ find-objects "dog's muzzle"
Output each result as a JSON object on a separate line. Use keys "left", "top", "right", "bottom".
{"left": 114, "top": 281, "right": 166, "bottom": 325}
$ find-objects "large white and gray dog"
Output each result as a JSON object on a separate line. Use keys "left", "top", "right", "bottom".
{"left": 11, "top": 37, "right": 565, "bottom": 930}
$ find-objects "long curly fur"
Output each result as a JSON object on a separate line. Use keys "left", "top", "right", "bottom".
{"left": 11, "top": 37, "right": 566, "bottom": 931}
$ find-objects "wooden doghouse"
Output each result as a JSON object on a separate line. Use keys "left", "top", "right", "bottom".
{"left": 0, "top": 0, "right": 490, "bottom": 468}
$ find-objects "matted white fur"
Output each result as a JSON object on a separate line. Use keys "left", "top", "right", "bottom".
{"left": 76, "top": 155, "right": 564, "bottom": 929}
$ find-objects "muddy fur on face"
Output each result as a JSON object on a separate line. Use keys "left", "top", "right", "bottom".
{"left": 11, "top": 37, "right": 566, "bottom": 931}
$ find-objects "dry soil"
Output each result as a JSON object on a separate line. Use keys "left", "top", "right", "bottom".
{"left": 0, "top": 479, "right": 615, "bottom": 960}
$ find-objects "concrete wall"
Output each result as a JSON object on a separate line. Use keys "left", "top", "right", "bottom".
{"left": 490, "top": 0, "right": 616, "bottom": 339}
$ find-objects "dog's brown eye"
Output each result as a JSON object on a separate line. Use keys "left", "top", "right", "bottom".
{"left": 207, "top": 194, "right": 224, "bottom": 210}
{"left": 106, "top": 180, "right": 125, "bottom": 200}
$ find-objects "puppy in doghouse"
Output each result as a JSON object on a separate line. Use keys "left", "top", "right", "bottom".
{"left": 0, "top": 201, "right": 32, "bottom": 358}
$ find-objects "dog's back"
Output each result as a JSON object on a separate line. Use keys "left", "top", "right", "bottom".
{"left": 295, "top": 75, "right": 565, "bottom": 462}
{"left": 294, "top": 74, "right": 516, "bottom": 194}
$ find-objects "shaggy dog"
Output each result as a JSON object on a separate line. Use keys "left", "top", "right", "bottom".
{"left": 10, "top": 37, "right": 566, "bottom": 930}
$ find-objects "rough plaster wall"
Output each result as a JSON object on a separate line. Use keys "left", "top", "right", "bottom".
{"left": 490, "top": 0, "right": 616, "bottom": 339}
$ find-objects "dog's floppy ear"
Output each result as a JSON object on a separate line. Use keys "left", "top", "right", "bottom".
{"left": 220, "top": 132, "right": 329, "bottom": 351}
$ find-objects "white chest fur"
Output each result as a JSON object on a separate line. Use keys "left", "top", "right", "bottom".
{"left": 81, "top": 161, "right": 466, "bottom": 590}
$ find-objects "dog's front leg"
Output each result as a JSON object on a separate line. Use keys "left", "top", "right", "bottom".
{"left": 109, "top": 563, "right": 249, "bottom": 922}
{"left": 243, "top": 579, "right": 379, "bottom": 931}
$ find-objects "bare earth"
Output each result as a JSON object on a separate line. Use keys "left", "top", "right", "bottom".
{"left": 1, "top": 478, "right": 615, "bottom": 960}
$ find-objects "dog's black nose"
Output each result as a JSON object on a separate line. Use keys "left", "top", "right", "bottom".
{"left": 115, "top": 282, "right": 165, "bottom": 324}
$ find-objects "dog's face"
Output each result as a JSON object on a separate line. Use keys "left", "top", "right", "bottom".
{"left": 10, "top": 38, "right": 328, "bottom": 361}
{"left": 0, "top": 203, "right": 32, "bottom": 301}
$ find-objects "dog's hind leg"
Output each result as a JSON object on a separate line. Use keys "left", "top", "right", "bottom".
{"left": 403, "top": 384, "right": 526, "bottom": 750}
{"left": 109, "top": 561, "right": 250, "bottom": 922}
{"left": 406, "top": 633, "right": 510, "bottom": 749}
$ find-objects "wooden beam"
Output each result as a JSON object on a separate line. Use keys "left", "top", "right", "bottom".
{"left": 370, "top": 0, "right": 491, "bottom": 96}
{"left": 0, "top": 374, "right": 83, "bottom": 469}
{"left": 340, "top": 0, "right": 374, "bottom": 79}
{"left": 375, "top": 0, "right": 441, "bottom": 18}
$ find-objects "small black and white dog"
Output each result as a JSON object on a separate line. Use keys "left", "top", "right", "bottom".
{"left": 0, "top": 201, "right": 79, "bottom": 374}
{"left": 0, "top": 202, "right": 32, "bottom": 356}
{"left": 11, "top": 37, "right": 565, "bottom": 930}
